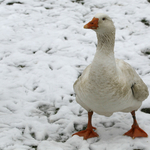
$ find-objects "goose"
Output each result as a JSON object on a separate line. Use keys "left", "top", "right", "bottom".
{"left": 72, "top": 13, "right": 149, "bottom": 140}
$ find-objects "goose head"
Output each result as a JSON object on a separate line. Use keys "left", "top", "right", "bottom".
{"left": 84, "top": 13, "right": 115, "bottom": 35}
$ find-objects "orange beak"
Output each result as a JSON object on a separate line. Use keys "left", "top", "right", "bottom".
{"left": 84, "top": 17, "right": 99, "bottom": 29}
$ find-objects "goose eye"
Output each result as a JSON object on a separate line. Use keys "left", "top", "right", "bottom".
{"left": 102, "top": 18, "right": 106, "bottom": 21}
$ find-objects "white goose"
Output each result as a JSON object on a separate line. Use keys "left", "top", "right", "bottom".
{"left": 73, "top": 13, "right": 149, "bottom": 139}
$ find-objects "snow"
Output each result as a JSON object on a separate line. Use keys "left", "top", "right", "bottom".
{"left": 0, "top": 0, "right": 150, "bottom": 149}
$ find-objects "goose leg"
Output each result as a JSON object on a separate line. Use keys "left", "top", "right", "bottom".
{"left": 124, "top": 111, "right": 148, "bottom": 139}
{"left": 72, "top": 111, "right": 99, "bottom": 140}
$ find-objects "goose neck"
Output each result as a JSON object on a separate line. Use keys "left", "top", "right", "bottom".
{"left": 90, "top": 31, "right": 117, "bottom": 79}
{"left": 96, "top": 31, "right": 115, "bottom": 54}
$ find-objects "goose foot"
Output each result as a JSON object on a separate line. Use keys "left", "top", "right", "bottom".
{"left": 124, "top": 124, "right": 148, "bottom": 139}
{"left": 72, "top": 111, "right": 99, "bottom": 140}
{"left": 72, "top": 127, "right": 99, "bottom": 140}
{"left": 124, "top": 111, "right": 148, "bottom": 139}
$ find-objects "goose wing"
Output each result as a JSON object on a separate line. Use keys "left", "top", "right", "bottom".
{"left": 116, "top": 59, "right": 149, "bottom": 101}
{"left": 74, "top": 64, "right": 91, "bottom": 93}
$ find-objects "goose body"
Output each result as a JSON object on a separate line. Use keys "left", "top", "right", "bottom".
{"left": 73, "top": 13, "right": 149, "bottom": 139}
{"left": 74, "top": 58, "right": 148, "bottom": 116}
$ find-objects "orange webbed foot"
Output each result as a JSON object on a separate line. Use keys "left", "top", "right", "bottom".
{"left": 72, "top": 127, "right": 99, "bottom": 140}
{"left": 124, "top": 125, "right": 148, "bottom": 139}
{"left": 72, "top": 111, "right": 99, "bottom": 140}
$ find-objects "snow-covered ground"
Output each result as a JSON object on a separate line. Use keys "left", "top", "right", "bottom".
{"left": 0, "top": 0, "right": 150, "bottom": 149}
